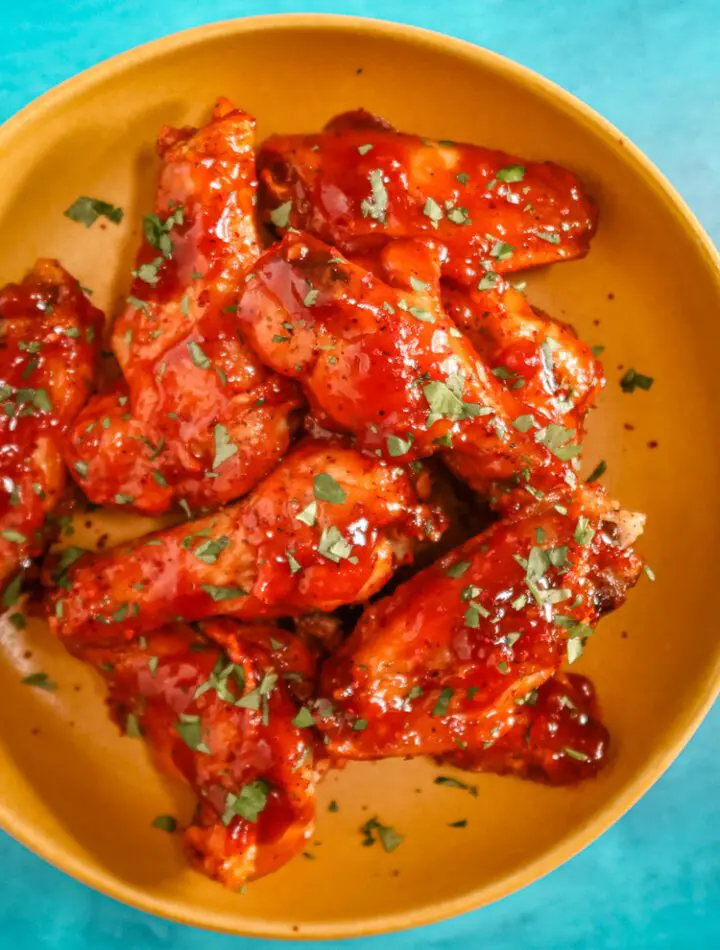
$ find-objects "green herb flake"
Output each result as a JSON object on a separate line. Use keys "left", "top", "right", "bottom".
{"left": 361, "top": 169, "right": 389, "bottom": 223}
{"left": 434, "top": 775, "right": 478, "bottom": 797}
{"left": 313, "top": 473, "right": 347, "bottom": 505}
{"left": 201, "top": 584, "right": 248, "bottom": 602}
{"left": 296, "top": 500, "right": 318, "bottom": 527}
{"left": 151, "top": 814, "right": 177, "bottom": 832}
{"left": 270, "top": 201, "right": 293, "bottom": 229}
{"left": 292, "top": 707, "right": 315, "bottom": 728}
{"left": 586, "top": 459, "right": 607, "bottom": 483}
{"left": 21, "top": 671, "right": 57, "bottom": 691}
{"left": 360, "top": 817, "right": 403, "bottom": 852}
{"left": 431, "top": 686, "right": 454, "bottom": 718}
{"left": 496, "top": 164, "right": 526, "bottom": 183}
{"left": 64, "top": 196, "right": 124, "bottom": 228}
{"left": 620, "top": 369, "right": 654, "bottom": 393}
{"left": 187, "top": 341, "right": 211, "bottom": 369}
{"left": 423, "top": 196, "right": 443, "bottom": 228}
{"left": 222, "top": 779, "right": 270, "bottom": 825}
{"left": 212, "top": 423, "right": 238, "bottom": 470}
{"left": 445, "top": 560, "right": 471, "bottom": 579}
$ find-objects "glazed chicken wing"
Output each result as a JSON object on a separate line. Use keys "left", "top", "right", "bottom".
{"left": 65, "top": 99, "right": 301, "bottom": 515}
{"left": 442, "top": 278, "right": 604, "bottom": 432}
{"left": 49, "top": 438, "right": 445, "bottom": 648}
{"left": 440, "top": 672, "right": 609, "bottom": 785}
{"left": 79, "top": 620, "right": 318, "bottom": 889}
{"left": 238, "top": 232, "right": 572, "bottom": 508}
{"left": 258, "top": 110, "right": 597, "bottom": 285}
{"left": 0, "top": 260, "right": 102, "bottom": 596}
{"left": 319, "top": 486, "right": 642, "bottom": 759}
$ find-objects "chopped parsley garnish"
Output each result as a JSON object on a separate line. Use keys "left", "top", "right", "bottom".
{"left": 64, "top": 196, "right": 124, "bottom": 228}
{"left": 536, "top": 229, "right": 561, "bottom": 244}
{"left": 212, "top": 423, "right": 238, "bottom": 469}
{"left": 357, "top": 144, "right": 374, "bottom": 155}
{"left": 423, "top": 196, "right": 443, "bottom": 228}
{"left": 304, "top": 288, "right": 319, "bottom": 307}
{"left": 573, "top": 516, "right": 595, "bottom": 546}
{"left": 387, "top": 433, "right": 414, "bottom": 457}
{"left": 292, "top": 707, "right": 314, "bottom": 728}
{"left": 317, "top": 525, "right": 354, "bottom": 563}
{"left": 222, "top": 779, "right": 270, "bottom": 824}
{"left": 151, "top": 815, "right": 177, "bottom": 832}
{"left": 496, "top": 164, "right": 525, "bottom": 183}
{"left": 175, "top": 713, "right": 211, "bottom": 753}
{"left": 296, "top": 500, "right": 318, "bottom": 527}
{"left": 313, "top": 473, "right": 346, "bottom": 505}
{"left": 2, "top": 574, "right": 23, "bottom": 608}
{"left": 448, "top": 819, "right": 468, "bottom": 828}
{"left": 431, "top": 687, "right": 453, "bottom": 717}
{"left": 445, "top": 560, "right": 471, "bottom": 579}
{"left": 187, "top": 341, "right": 211, "bottom": 369}
{"left": 409, "top": 276, "right": 429, "bottom": 293}
{"left": 1, "top": 529, "right": 27, "bottom": 544}
{"left": 201, "top": 584, "right": 247, "bottom": 601}
{"left": 21, "top": 672, "right": 57, "bottom": 691}
{"left": 270, "top": 201, "right": 293, "bottom": 228}
{"left": 360, "top": 817, "right": 403, "bottom": 852}
{"left": 434, "top": 775, "right": 478, "bottom": 796}
{"left": 191, "top": 536, "right": 229, "bottom": 564}
{"left": 477, "top": 272, "right": 499, "bottom": 291}
{"left": 620, "top": 369, "right": 654, "bottom": 393}
{"left": 424, "top": 374, "right": 491, "bottom": 426}
{"left": 360, "top": 169, "right": 388, "bottom": 223}
{"left": 563, "top": 747, "right": 590, "bottom": 762}
{"left": 585, "top": 459, "right": 607, "bottom": 483}
{"left": 125, "top": 713, "right": 142, "bottom": 737}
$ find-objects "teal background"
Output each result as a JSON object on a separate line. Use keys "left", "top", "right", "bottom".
{"left": 1, "top": 2, "right": 718, "bottom": 947}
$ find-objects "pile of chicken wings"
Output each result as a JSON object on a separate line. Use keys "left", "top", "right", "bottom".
{"left": 0, "top": 99, "right": 645, "bottom": 890}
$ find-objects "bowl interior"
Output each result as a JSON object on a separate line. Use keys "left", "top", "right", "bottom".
{"left": 0, "top": 16, "right": 718, "bottom": 939}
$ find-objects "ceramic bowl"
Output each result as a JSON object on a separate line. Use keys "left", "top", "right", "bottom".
{"left": 0, "top": 14, "right": 718, "bottom": 939}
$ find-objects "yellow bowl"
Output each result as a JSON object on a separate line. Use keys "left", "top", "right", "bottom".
{"left": 0, "top": 14, "right": 718, "bottom": 940}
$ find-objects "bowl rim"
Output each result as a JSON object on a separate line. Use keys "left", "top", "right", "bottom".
{"left": 0, "top": 12, "right": 718, "bottom": 940}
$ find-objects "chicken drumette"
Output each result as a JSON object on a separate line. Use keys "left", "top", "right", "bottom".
{"left": 49, "top": 439, "right": 445, "bottom": 648}
{"left": 258, "top": 109, "right": 597, "bottom": 285}
{"left": 65, "top": 99, "right": 301, "bottom": 516}
{"left": 0, "top": 260, "right": 102, "bottom": 597}
{"left": 79, "top": 619, "right": 318, "bottom": 889}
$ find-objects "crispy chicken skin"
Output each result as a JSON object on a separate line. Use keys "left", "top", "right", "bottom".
{"left": 0, "top": 260, "right": 102, "bottom": 595}
{"left": 258, "top": 110, "right": 597, "bottom": 285}
{"left": 65, "top": 99, "right": 301, "bottom": 515}
{"left": 49, "top": 439, "right": 445, "bottom": 648}
{"left": 238, "top": 231, "right": 571, "bottom": 508}
{"left": 79, "top": 620, "right": 317, "bottom": 889}
{"left": 319, "top": 487, "right": 642, "bottom": 759}
{"left": 440, "top": 672, "right": 609, "bottom": 785}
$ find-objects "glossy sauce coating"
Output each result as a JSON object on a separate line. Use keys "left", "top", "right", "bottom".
{"left": 258, "top": 110, "right": 597, "bottom": 285}
{"left": 238, "top": 231, "right": 570, "bottom": 508}
{"left": 66, "top": 99, "right": 301, "bottom": 515}
{"left": 320, "top": 487, "right": 642, "bottom": 759}
{"left": 442, "top": 277, "right": 604, "bottom": 432}
{"left": 0, "top": 260, "right": 102, "bottom": 594}
{"left": 49, "top": 439, "right": 445, "bottom": 648}
{"left": 79, "top": 620, "right": 318, "bottom": 888}
{"left": 440, "top": 672, "right": 609, "bottom": 785}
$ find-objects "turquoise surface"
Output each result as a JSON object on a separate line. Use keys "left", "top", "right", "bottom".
{"left": 1, "top": 2, "right": 718, "bottom": 947}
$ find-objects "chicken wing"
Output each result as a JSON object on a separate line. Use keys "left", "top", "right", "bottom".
{"left": 238, "top": 231, "right": 571, "bottom": 508}
{"left": 440, "top": 672, "right": 609, "bottom": 785}
{"left": 79, "top": 620, "right": 318, "bottom": 889}
{"left": 49, "top": 438, "right": 445, "bottom": 648}
{"left": 65, "top": 99, "right": 302, "bottom": 515}
{"left": 442, "top": 278, "right": 604, "bottom": 432}
{"left": 258, "top": 110, "right": 597, "bottom": 285}
{"left": 0, "top": 260, "right": 102, "bottom": 597}
{"left": 319, "top": 486, "right": 642, "bottom": 759}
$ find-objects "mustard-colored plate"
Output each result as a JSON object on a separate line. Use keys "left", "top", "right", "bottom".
{"left": 0, "top": 14, "right": 718, "bottom": 940}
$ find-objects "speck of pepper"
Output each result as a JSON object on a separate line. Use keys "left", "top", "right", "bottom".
{"left": 356, "top": 67, "right": 364, "bottom": 75}
{"left": 607, "top": 292, "right": 615, "bottom": 300}
{"left": 647, "top": 440, "right": 659, "bottom": 449}
{"left": 30, "top": 727, "right": 40, "bottom": 735}
{"left": 593, "top": 318, "right": 601, "bottom": 326}
{"left": 624, "top": 423, "right": 635, "bottom": 431}
{"left": 84, "top": 519, "right": 92, "bottom": 528}
{"left": 392, "top": 869, "right": 400, "bottom": 877}
{"left": 23, "top": 650, "right": 32, "bottom": 659}
{"left": 74, "top": 685, "right": 82, "bottom": 692}
{"left": 97, "top": 533, "right": 110, "bottom": 550}
{"left": 621, "top": 631, "right": 628, "bottom": 639}
{"left": 292, "top": 926, "right": 299, "bottom": 933}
